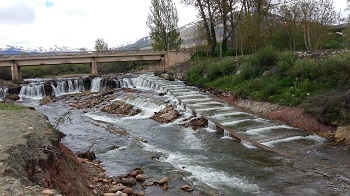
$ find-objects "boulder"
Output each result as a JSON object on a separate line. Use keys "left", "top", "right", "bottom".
{"left": 5, "top": 93, "right": 20, "bottom": 101}
{"left": 135, "top": 174, "right": 146, "bottom": 181}
{"left": 106, "top": 185, "right": 126, "bottom": 193}
{"left": 151, "top": 105, "right": 179, "bottom": 123}
{"left": 39, "top": 95, "right": 53, "bottom": 105}
{"left": 102, "top": 100, "right": 141, "bottom": 116}
{"left": 334, "top": 126, "right": 350, "bottom": 144}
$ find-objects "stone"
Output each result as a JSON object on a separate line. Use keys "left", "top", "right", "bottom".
{"left": 120, "top": 177, "right": 136, "bottom": 186}
{"left": 145, "top": 181, "right": 155, "bottom": 186}
{"left": 139, "top": 191, "right": 145, "bottom": 196}
{"left": 121, "top": 193, "right": 128, "bottom": 196}
{"left": 98, "top": 172, "right": 106, "bottom": 178}
{"left": 135, "top": 174, "right": 146, "bottom": 181}
{"left": 151, "top": 105, "right": 179, "bottom": 123}
{"left": 77, "top": 157, "right": 88, "bottom": 163}
{"left": 41, "top": 189, "right": 54, "bottom": 195}
{"left": 103, "top": 193, "right": 116, "bottom": 196}
{"left": 39, "top": 96, "right": 53, "bottom": 105}
{"left": 122, "top": 187, "right": 134, "bottom": 194}
{"left": 5, "top": 94, "right": 20, "bottom": 101}
{"left": 158, "top": 177, "right": 168, "bottom": 184}
{"left": 107, "top": 185, "right": 126, "bottom": 193}
{"left": 115, "top": 191, "right": 123, "bottom": 196}
{"left": 162, "top": 183, "right": 168, "bottom": 190}
{"left": 334, "top": 126, "right": 350, "bottom": 144}
{"left": 181, "top": 184, "right": 193, "bottom": 192}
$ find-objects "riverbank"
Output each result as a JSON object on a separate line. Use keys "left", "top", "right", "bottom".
{"left": 0, "top": 108, "right": 103, "bottom": 195}
{"left": 165, "top": 60, "right": 350, "bottom": 145}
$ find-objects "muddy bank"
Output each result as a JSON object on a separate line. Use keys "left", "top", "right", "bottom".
{"left": 0, "top": 109, "right": 103, "bottom": 196}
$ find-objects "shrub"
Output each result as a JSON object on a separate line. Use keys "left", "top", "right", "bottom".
{"left": 277, "top": 52, "right": 296, "bottom": 75}
{"left": 303, "top": 90, "right": 350, "bottom": 125}
{"left": 249, "top": 46, "right": 278, "bottom": 69}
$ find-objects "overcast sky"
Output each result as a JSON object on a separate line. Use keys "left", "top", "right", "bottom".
{"left": 0, "top": 0, "right": 348, "bottom": 49}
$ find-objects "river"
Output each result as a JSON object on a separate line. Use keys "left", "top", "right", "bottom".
{"left": 16, "top": 73, "right": 350, "bottom": 195}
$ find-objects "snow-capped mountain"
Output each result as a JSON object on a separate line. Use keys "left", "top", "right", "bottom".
{"left": 0, "top": 44, "right": 80, "bottom": 55}
{"left": 0, "top": 19, "right": 201, "bottom": 54}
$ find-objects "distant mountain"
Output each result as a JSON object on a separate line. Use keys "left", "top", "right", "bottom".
{"left": 116, "top": 19, "right": 201, "bottom": 50}
{"left": 0, "top": 44, "right": 80, "bottom": 55}
{"left": 0, "top": 19, "right": 201, "bottom": 54}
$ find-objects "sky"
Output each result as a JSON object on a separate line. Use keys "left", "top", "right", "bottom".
{"left": 0, "top": 0, "right": 348, "bottom": 49}
{"left": 0, "top": 0, "right": 198, "bottom": 49}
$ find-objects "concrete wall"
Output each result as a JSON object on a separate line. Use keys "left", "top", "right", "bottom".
{"left": 165, "top": 50, "right": 195, "bottom": 68}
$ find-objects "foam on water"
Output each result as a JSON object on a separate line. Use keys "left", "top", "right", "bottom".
{"left": 262, "top": 135, "right": 326, "bottom": 147}
{"left": 165, "top": 153, "right": 260, "bottom": 194}
{"left": 84, "top": 113, "right": 116, "bottom": 123}
{"left": 221, "top": 130, "right": 235, "bottom": 140}
{"left": 241, "top": 141, "right": 257, "bottom": 149}
{"left": 246, "top": 125, "right": 296, "bottom": 135}
{"left": 210, "top": 112, "right": 249, "bottom": 119}
{"left": 222, "top": 119, "right": 252, "bottom": 126}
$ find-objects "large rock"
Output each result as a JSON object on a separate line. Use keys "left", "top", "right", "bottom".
{"left": 101, "top": 100, "right": 141, "bottom": 116}
{"left": 40, "top": 96, "right": 53, "bottom": 105}
{"left": 5, "top": 93, "right": 20, "bottom": 101}
{"left": 151, "top": 105, "right": 179, "bottom": 123}
{"left": 334, "top": 126, "right": 350, "bottom": 144}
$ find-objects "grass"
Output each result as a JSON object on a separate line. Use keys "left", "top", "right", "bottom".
{"left": 0, "top": 103, "right": 26, "bottom": 110}
{"left": 184, "top": 47, "right": 350, "bottom": 125}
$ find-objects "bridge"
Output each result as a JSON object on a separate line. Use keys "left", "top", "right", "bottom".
{"left": 0, "top": 50, "right": 194, "bottom": 80}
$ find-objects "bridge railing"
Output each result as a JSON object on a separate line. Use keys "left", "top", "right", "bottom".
{"left": 0, "top": 49, "right": 195, "bottom": 60}
{"left": 0, "top": 49, "right": 168, "bottom": 60}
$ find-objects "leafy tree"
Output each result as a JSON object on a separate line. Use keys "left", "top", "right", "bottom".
{"left": 94, "top": 38, "right": 109, "bottom": 51}
{"left": 147, "top": 0, "right": 182, "bottom": 50}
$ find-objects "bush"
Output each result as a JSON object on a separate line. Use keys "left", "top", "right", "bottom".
{"left": 277, "top": 52, "right": 296, "bottom": 75}
{"left": 249, "top": 46, "right": 278, "bottom": 69}
{"left": 303, "top": 90, "right": 350, "bottom": 125}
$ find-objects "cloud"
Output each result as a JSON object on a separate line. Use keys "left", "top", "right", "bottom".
{"left": 0, "top": 1, "right": 36, "bottom": 25}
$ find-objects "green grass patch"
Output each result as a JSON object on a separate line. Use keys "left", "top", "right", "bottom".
{"left": 0, "top": 103, "right": 26, "bottom": 110}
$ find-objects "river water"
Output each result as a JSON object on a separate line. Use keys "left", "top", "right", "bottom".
{"left": 17, "top": 73, "right": 350, "bottom": 195}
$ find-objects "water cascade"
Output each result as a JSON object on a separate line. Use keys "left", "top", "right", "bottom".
{"left": 51, "top": 79, "right": 85, "bottom": 96}
{"left": 0, "top": 87, "right": 8, "bottom": 100}
{"left": 19, "top": 83, "right": 46, "bottom": 99}
{"left": 90, "top": 77, "right": 103, "bottom": 92}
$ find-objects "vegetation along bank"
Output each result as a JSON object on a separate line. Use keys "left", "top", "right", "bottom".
{"left": 167, "top": 47, "right": 350, "bottom": 144}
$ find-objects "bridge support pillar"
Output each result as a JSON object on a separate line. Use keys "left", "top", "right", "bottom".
{"left": 11, "top": 62, "right": 21, "bottom": 81}
{"left": 91, "top": 59, "right": 98, "bottom": 76}
{"left": 159, "top": 57, "right": 165, "bottom": 71}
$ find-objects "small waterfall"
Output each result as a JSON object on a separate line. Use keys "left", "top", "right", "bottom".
{"left": 121, "top": 78, "right": 134, "bottom": 88}
{"left": 19, "top": 83, "right": 45, "bottom": 99}
{"left": 51, "top": 79, "right": 85, "bottom": 96}
{"left": 91, "top": 77, "right": 103, "bottom": 92}
{"left": 0, "top": 87, "right": 8, "bottom": 100}
{"left": 208, "top": 120, "right": 217, "bottom": 130}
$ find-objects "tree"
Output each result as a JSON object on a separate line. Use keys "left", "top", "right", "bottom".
{"left": 94, "top": 38, "right": 109, "bottom": 51}
{"left": 182, "top": 0, "right": 217, "bottom": 54}
{"left": 147, "top": 0, "right": 182, "bottom": 50}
